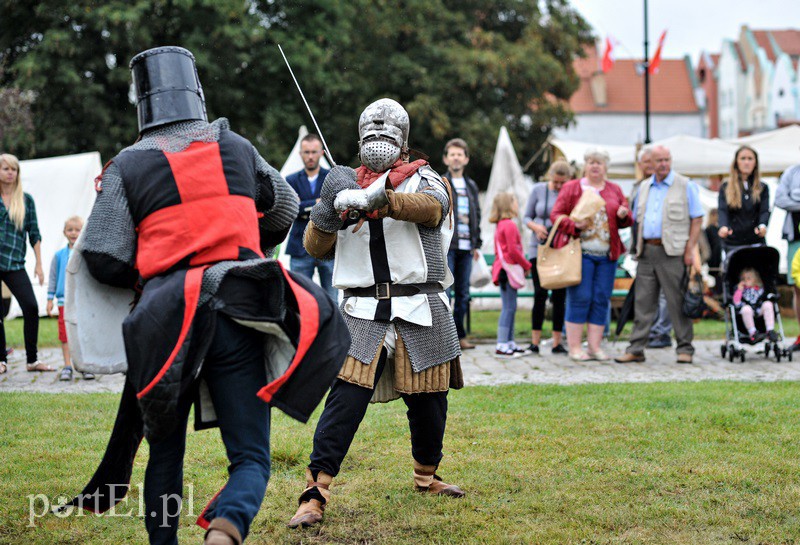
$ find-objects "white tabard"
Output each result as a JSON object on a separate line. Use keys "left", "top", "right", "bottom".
{"left": 334, "top": 166, "right": 454, "bottom": 326}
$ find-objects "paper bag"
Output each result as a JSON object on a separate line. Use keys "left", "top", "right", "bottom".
{"left": 569, "top": 188, "right": 605, "bottom": 227}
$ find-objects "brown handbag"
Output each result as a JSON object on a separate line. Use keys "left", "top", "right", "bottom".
{"left": 536, "top": 215, "right": 582, "bottom": 289}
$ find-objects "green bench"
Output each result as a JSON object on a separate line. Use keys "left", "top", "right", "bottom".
{"left": 463, "top": 253, "right": 630, "bottom": 332}
{"left": 467, "top": 253, "right": 630, "bottom": 297}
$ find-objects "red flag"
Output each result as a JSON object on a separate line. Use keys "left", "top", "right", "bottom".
{"left": 648, "top": 30, "right": 667, "bottom": 75}
{"left": 601, "top": 37, "right": 615, "bottom": 73}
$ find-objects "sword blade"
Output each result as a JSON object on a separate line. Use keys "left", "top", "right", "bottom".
{"left": 278, "top": 44, "right": 337, "bottom": 167}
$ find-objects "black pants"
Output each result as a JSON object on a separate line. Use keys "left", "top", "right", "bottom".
{"left": 309, "top": 349, "right": 448, "bottom": 477}
{"left": 531, "top": 266, "right": 566, "bottom": 333}
{"left": 0, "top": 269, "right": 39, "bottom": 363}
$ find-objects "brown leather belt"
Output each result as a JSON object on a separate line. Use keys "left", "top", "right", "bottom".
{"left": 343, "top": 282, "right": 443, "bottom": 300}
{"left": 644, "top": 238, "right": 663, "bottom": 246}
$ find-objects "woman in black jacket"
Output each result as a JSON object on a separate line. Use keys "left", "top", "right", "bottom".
{"left": 718, "top": 146, "right": 770, "bottom": 254}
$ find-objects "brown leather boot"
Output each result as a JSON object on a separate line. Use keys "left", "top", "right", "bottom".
{"left": 204, "top": 517, "right": 242, "bottom": 545}
{"left": 287, "top": 468, "right": 332, "bottom": 528}
{"left": 413, "top": 461, "right": 465, "bottom": 498}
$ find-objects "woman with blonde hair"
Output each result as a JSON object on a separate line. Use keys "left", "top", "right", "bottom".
{"left": 0, "top": 154, "right": 46, "bottom": 374}
{"left": 490, "top": 192, "right": 532, "bottom": 357}
{"left": 550, "top": 148, "right": 632, "bottom": 361}
{"left": 523, "top": 160, "right": 570, "bottom": 354}
{"left": 718, "top": 145, "right": 770, "bottom": 253}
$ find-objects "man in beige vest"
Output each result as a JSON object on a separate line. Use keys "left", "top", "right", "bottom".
{"left": 615, "top": 146, "right": 704, "bottom": 364}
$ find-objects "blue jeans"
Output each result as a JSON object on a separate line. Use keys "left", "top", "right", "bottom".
{"left": 144, "top": 316, "right": 271, "bottom": 545}
{"left": 291, "top": 254, "right": 337, "bottom": 301}
{"left": 447, "top": 249, "right": 473, "bottom": 339}
{"left": 649, "top": 290, "right": 673, "bottom": 340}
{"left": 497, "top": 277, "right": 517, "bottom": 344}
{"left": 566, "top": 254, "right": 616, "bottom": 326}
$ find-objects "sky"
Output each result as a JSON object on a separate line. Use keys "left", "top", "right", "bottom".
{"left": 569, "top": 0, "right": 800, "bottom": 62}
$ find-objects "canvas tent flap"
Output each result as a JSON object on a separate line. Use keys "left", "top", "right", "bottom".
{"left": 8, "top": 152, "right": 101, "bottom": 318}
{"left": 549, "top": 126, "right": 800, "bottom": 179}
{"left": 730, "top": 125, "right": 800, "bottom": 155}
{"left": 549, "top": 138, "right": 636, "bottom": 178}
{"left": 480, "top": 127, "right": 533, "bottom": 254}
{"left": 279, "top": 125, "right": 332, "bottom": 179}
{"left": 650, "top": 135, "right": 738, "bottom": 177}
{"left": 726, "top": 125, "right": 800, "bottom": 175}
{"left": 653, "top": 134, "right": 799, "bottom": 177}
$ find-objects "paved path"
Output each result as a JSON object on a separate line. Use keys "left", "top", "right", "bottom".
{"left": 2, "top": 340, "right": 799, "bottom": 394}
{"left": 460, "top": 340, "right": 800, "bottom": 386}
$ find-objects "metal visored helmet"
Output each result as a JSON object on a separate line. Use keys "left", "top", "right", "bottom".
{"left": 130, "top": 46, "right": 207, "bottom": 133}
{"left": 358, "top": 98, "right": 410, "bottom": 172}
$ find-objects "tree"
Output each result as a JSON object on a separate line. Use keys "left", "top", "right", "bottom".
{"left": 0, "top": 0, "right": 592, "bottom": 184}
{"left": 0, "top": 0, "right": 271, "bottom": 159}
{"left": 0, "top": 70, "right": 36, "bottom": 156}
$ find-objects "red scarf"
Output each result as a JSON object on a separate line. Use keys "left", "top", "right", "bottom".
{"left": 348, "top": 159, "right": 428, "bottom": 220}
{"left": 355, "top": 159, "right": 428, "bottom": 189}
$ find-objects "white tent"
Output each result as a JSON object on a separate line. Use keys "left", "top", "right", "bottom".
{"left": 279, "top": 125, "right": 333, "bottom": 180}
{"left": 479, "top": 127, "right": 534, "bottom": 256}
{"left": 731, "top": 125, "right": 800, "bottom": 157}
{"left": 550, "top": 138, "right": 637, "bottom": 178}
{"left": 9, "top": 152, "right": 101, "bottom": 318}
{"left": 275, "top": 126, "right": 332, "bottom": 269}
{"left": 549, "top": 126, "right": 800, "bottom": 179}
{"left": 656, "top": 134, "right": 799, "bottom": 177}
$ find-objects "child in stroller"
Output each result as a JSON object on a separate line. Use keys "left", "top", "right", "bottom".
{"left": 733, "top": 267, "right": 778, "bottom": 344}
{"left": 721, "top": 246, "right": 791, "bottom": 362}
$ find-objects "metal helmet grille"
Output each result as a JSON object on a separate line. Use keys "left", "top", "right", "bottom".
{"left": 360, "top": 140, "right": 401, "bottom": 172}
{"left": 358, "top": 98, "right": 409, "bottom": 172}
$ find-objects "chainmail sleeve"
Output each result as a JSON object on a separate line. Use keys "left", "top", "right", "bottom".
{"left": 417, "top": 165, "right": 450, "bottom": 226}
{"left": 81, "top": 162, "right": 139, "bottom": 288}
{"left": 253, "top": 146, "right": 299, "bottom": 253}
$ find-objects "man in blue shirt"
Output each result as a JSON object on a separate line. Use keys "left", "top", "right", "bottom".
{"left": 285, "top": 134, "right": 335, "bottom": 300}
{"left": 616, "top": 146, "right": 704, "bottom": 364}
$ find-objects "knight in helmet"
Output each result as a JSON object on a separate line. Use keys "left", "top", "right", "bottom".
{"left": 288, "top": 98, "right": 465, "bottom": 529}
{"left": 65, "top": 47, "right": 349, "bottom": 545}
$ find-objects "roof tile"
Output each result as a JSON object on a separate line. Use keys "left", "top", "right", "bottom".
{"left": 569, "top": 47, "right": 698, "bottom": 114}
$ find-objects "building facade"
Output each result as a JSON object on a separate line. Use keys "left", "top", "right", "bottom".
{"left": 554, "top": 45, "right": 704, "bottom": 146}
{"left": 708, "top": 27, "right": 800, "bottom": 138}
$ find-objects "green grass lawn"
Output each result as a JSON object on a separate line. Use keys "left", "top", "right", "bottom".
{"left": 3, "top": 382, "right": 800, "bottom": 544}
{"left": 7, "top": 311, "right": 799, "bottom": 350}
{"left": 467, "top": 309, "right": 800, "bottom": 342}
{"left": 3, "top": 317, "right": 60, "bottom": 349}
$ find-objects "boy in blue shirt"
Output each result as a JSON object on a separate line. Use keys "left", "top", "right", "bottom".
{"left": 47, "top": 216, "right": 93, "bottom": 381}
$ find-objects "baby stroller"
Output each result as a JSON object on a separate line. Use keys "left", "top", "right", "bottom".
{"left": 720, "top": 246, "right": 791, "bottom": 362}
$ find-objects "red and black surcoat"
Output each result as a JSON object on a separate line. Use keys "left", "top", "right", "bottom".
{"left": 68, "top": 128, "right": 349, "bottom": 516}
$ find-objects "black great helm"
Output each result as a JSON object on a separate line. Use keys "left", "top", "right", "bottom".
{"left": 129, "top": 46, "right": 207, "bottom": 133}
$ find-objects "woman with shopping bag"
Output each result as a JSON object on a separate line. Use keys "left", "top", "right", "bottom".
{"left": 549, "top": 148, "right": 633, "bottom": 361}
{"left": 524, "top": 160, "right": 570, "bottom": 355}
